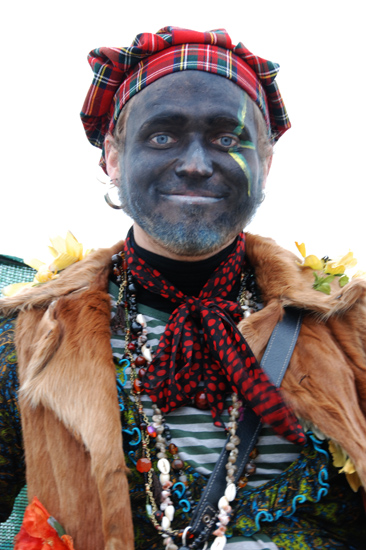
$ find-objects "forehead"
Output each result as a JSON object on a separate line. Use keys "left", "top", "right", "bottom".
{"left": 125, "top": 71, "right": 256, "bottom": 130}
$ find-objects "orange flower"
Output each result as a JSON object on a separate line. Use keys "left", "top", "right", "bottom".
{"left": 14, "top": 497, "right": 75, "bottom": 550}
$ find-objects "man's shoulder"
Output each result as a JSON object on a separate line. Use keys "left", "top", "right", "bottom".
{"left": 0, "top": 241, "right": 124, "bottom": 318}
{"left": 245, "top": 232, "right": 366, "bottom": 318}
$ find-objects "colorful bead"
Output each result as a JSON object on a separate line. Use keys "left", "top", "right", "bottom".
{"left": 245, "top": 462, "right": 256, "bottom": 475}
{"left": 237, "top": 477, "right": 248, "bottom": 488}
{"left": 133, "top": 378, "right": 143, "bottom": 394}
{"left": 249, "top": 447, "right": 258, "bottom": 459}
{"left": 135, "top": 355, "right": 146, "bottom": 367}
{"left": 147, "top": 425, "right": 157, "bottom": 437}
{"left": 168, "top": 443, "right": 178, "bottom": 454}
{"left": 138, "top": 368, "right": 147, "bottom": 379}
{"left": 172, "top": 459, "right": 184, "bottom": 471}
{"left": 194, "top": 390, "right": 209, "bottom": 410}
{"left": 136, "top": 458, "right": 152, "bottom": 473}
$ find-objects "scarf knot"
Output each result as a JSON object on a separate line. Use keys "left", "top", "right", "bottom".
{"left": 124, "top": 232, "right": 305, "bottom": 446}
{"left": 185, "top": 296, "right": 202, "bottom": 318}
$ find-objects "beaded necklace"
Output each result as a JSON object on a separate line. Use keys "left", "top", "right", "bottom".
{"left": 112, "top": 250, "right": 261, "bottom": 550}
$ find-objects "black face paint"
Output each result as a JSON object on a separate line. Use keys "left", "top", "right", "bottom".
{"left": 118, "top": 71, "right": 264, "bottom": 256}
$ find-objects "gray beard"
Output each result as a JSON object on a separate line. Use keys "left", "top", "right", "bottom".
{"left": 118, "top": 183, "right": 262, "bottom": 257}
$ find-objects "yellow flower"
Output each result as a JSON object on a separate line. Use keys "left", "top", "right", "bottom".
{"left": 302, "top": 255, "right": 324, "bottom": 270}
{"left": 325, "top": 251, "right": 357, "bottom": 275}
{"left": 352, "top": 270, "right": 366, "bottom": 280}
{"left": 328, "top": 440, "right": 348, "bottom": 468}
{"left": 2, "top": 232, "right": 92, "bottom": 297}
{"left": 344, "top": 471, "right": 362, "bottom": 492}
{"left": 295, "top": 242, "right": 324, "bottom": 271}
{"left": 48, "top": 231, "right": 85, "bottom": 271}
{"left": 34, "top": 265, "right": 58, "bottom": 283}
{"left": 328, "top": 440, "right": 362, "bottom": 492}
{"left": 2, "top": 282, "right": 34, "bottom": 297}
{"left": 295, "top": 242, "right": 306, "bottom": 258}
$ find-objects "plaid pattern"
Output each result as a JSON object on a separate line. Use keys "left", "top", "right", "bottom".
{"left": 81, "top": 26, "right": 291, "bottom": 172}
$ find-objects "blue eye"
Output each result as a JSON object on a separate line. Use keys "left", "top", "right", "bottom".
{"left": 212, "top": 135, "right": 238, "bottom": 149}
{"left": 156, "top": 135, "right": 169, "bottom": 144}
{"left": 151, "top": 134, "right": 174, "bottom": 146}
{"left": 220, "top": 136, "right": 234, "bottom": 147}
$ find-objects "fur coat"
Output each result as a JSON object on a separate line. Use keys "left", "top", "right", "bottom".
{"left": 1, "top": 233, "right": 366, "bottom": 550}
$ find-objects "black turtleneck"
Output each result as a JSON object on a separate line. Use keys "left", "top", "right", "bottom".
{"left": 129, "top": 229, "right": 241, "bottom": 314}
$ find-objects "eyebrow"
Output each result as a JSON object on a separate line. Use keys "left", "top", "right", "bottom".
{"left": 139, "top": 113, "right": 188, "bottom": 131}
{"left": 206, "top": 115, "right": 242, "bottom": 127}
{"left": 138, "top": 113, "right": 245, "bottom": 135}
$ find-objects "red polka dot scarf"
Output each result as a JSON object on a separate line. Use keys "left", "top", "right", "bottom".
{"left": 124, "top": 232, "right": 305, "bottom": 445}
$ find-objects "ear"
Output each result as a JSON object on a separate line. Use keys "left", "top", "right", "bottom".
{"left": 104, "top": 136, "right": 121, "bottom": 180}
{"left": 261, "top": 154, "right": 273, "bottom": 190}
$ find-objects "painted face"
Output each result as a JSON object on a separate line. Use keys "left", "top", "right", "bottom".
{"left": 115, "top": 71, "right": 266, "bottom": 256}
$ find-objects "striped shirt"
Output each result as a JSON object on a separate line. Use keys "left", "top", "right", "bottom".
{"left": 110, "top": 282, "right": 302, "bottom": 548}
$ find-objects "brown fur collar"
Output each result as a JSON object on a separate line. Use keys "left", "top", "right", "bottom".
{"left": 1, "top": 233, "right": 365, "bottom": 318}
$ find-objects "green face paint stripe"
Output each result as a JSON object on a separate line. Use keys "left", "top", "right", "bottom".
{"left": 229, "top": 151, "right": 252, "bottom": 197}
{"left": 239, "top": 140, "right": 256, "bottom": 150}
{"left": 233, "top": 94, "right": 248, "bottom": 136}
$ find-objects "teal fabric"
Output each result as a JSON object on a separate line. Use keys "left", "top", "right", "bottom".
{"left": 0, "top": 485, "right": 28, "bottom": 548}
{"left": 0, "top": 255, "right": 35, "bottom": 293}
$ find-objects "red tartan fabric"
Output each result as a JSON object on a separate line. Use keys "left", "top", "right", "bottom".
{"left": 124, "top": 232, "right": 305, "bottom": 446}
{"left": 81, "top": 26, "right": 291, "bottom": 172}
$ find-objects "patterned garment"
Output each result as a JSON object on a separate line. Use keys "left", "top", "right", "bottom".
{"left": 118, "top": 388, "right": 366, "bottom": 550}
{"left": 81, "top": 26, "right": 291, "bottom": 171}
{"left": 110, "top": 293, "right": 303, "bottom": 483}
{"left": 0, "top": 315, "right": 25, "bottom": 523}
{"left": 110, "top": 295, "right": 366, "bottom": 549}
{"left": 124, "top": 232, "right": 305, "bottom": 444}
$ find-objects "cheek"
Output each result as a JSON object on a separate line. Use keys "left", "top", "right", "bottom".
{"left": 227, "top": 149, "right": 261, "bottom": 197}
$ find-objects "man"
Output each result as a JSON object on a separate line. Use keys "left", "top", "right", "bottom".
{"left": 1, "top": 26, "right": 366, "bottom": 550}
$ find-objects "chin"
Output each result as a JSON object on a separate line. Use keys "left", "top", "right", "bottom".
{"left": 120, "top": 186, "right": 262, "bottom": 256}
{"left": 138, "top": 217, "right": 246, "bottom": 257}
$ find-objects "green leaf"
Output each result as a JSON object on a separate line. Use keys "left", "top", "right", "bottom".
{"left": 47, "top": 516, "right": 66, "bottom": 537}
{"left": 313, "top": 272, "right": 335, "bottom": 293}
{"left": 317, "top": 283, "right": 331, "bottom": 295}
{"left": 339, "top": 275, "right": 349, "bottom": 288}
{"left": 321, "top": 274, "right": 336, "bottom": 284}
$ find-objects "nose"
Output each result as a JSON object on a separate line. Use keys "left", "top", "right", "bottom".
{"left": 175, "top": 139, "right": 213, "bottom": 178}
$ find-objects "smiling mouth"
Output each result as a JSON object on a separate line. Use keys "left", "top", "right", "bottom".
{"left": 161, "top": 191, "right": 225, "bottom": 204}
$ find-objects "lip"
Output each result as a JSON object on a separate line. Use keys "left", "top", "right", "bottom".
{"left": 162, "top": 194, "right": 222, "bottom": 204}
{"left": 160, "top": 189, "right": 227, "bottom": 204}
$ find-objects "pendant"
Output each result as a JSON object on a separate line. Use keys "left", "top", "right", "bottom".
{"left": 194, "top": 389, "right": 209, "bottom": 410}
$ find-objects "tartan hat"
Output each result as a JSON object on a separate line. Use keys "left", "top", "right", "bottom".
{"left": 81, "top": 26, "right": 290, "bottom": 172}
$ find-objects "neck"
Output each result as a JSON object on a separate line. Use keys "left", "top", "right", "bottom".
{"left": 133, "top": 224, "right": 237, "bottom": 262}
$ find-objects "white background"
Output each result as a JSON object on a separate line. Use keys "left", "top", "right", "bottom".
{"left": 1, "top": 0, "right": 365, "bottom": 269}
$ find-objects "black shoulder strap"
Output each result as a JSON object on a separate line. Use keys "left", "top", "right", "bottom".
{"left": 188, "top": 307, "right": 303, "bottom": 545}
